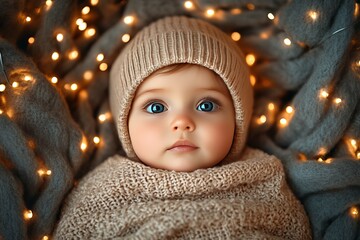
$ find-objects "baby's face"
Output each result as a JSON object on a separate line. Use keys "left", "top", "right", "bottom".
{"left": 128, "top": 64, "right": 235, "bottom": 171}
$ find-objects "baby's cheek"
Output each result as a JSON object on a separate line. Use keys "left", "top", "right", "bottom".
{"left": 202, "top": 122, "right": 234, "bottom": 157}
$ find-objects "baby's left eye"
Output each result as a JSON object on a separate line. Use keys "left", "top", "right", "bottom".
{"left": 196, "top": 100, "right": 219, "bottom": 112}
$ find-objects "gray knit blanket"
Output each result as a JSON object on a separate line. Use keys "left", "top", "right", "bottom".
{"left": 54, "top": 148, "right": 311, "bottom": 239}
{"left": 0, "top": 0, "right": 360, "bottom": 239}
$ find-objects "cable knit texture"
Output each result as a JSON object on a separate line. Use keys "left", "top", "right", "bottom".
{"left": 54, "top": 148, "right": 311, "bottom": 239}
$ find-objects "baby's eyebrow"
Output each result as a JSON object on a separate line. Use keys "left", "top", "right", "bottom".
{"left": 135, "top": 88, "right": 165, "bottom": 98}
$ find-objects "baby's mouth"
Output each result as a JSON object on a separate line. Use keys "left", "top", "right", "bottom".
{"left": 167, "top": 140, "right": 198, "bottom": 152}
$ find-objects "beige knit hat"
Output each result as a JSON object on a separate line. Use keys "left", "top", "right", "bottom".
{"left": 110, "top": 16, "right": 253, "bottom": 162}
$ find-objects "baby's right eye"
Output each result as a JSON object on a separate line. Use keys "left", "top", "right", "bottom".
{"left": 145, "top": 102, "right": 167, "bottom": 114}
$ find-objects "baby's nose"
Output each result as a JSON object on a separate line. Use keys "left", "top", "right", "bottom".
{"left": 171, "top": 114, "right": 195, "bottom": 132}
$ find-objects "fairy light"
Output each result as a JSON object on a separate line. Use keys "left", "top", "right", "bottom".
{"left": 96, "top": 53, "right": 104, "bottom": 62}
{"left": 124, "top": 16, "right": 135, "bottom": 25}
{"left": 231, "top": 32, "right": 241, "bottom": 41}
{"left": 12, "top": 82, "right": 19, "bottom": 88}
{"left": 283, "top": 38, "right": 292, "bottom": 46}
{"left": 90, "top": 0, "right": 99, "bottom": 6}
{"left": 85, "top": 28, "right": 96, "bottom": 38}
{"left": 76, "top": 18, "right": 84, "bottom": 26}
{"left": 250, "top": 75, "right": 256, "bottom": 86}
{"left": 334, "top": 97, "right": 342, "bottom": 105}
{"left": 318, "top": 147, "right": 327, "bottom": 156}
{"left": 45, "top": 0, "right": 53, "bottom": 8}
{"left": 42, "top": 236, "right": 49, "bottom": 240}
{"left": 68, "top": 50, "right": 79, "bottom": 60}
{"left": 70, "top": 83, "right": 78, "bottom": 91}
{"left": 80, "top": 90, "right": 88, "bottom": 100}
{"left": 99, "top": 63, "right": 108, "bottom": 71}
{"left": 0, "top": 109, "right": 3, "bottom": 115}
{"left": 205, "top": 8, "right": 215, "bottom": 18}
{"left": 82, "top": 6, "right": 91, "bottom": 15}
{"left": 184, "top": 1, "right": 194, "bottom": 10}
{"left": 51, "top": 52, "right": 60, "bottom": 61}
{"left": 50, "top": 76, "right": 58, "bottom": 84}
{"left": 350, "top": 139, "right": 357, "bottom": 149}
{"left": 267, "top": 13, "right": 275, "bottom": 20}
{"left": 23, "top": 210, "right": 33, "bottom": 220}
{"left": 78, "top": 22, "right": 87, "bottom": 31}
{"left": 247, "top": 3, "right": 255, "bottom": 10}
{"left": 285, "top": 106, "right": 293, "bottom": 114}
{"left": 350, "top": 206, "right": 359, "bottom": 218}
{"left": 308, "top": 10, "right": 319, "bottom": 21}
{"left": 356, "top": 151, "right": 360, "bottom": 160}
{"left": 279, "top": 118, "right": 287, "bottom": 126}
{"left": 98, "top": 113, "right": 110, "bottom": 122}
{"left": 320, "top": 89, "right": 329, "bottom": 99}
{"left": 25, "top": 16, "right": 32, "bottom": 22}
{"left": 268, "top": 103, "right": 275, "bottom": 111}
{"left": 56, "top": 33, "right": 64, "bottom": 42}
{"left": 0, "top": 84, "right": 6, "bottom": 92}
{"left": 231, "top": 8, "right": 242, "bottom": 15}
{"left": 80, "top": 136, "right": 88, "bottom": 151}
{"left": 246, "top": 54, "right": 256, "bottom": 66}
{"left": 257, "top": 115, "right": 267, "bottom": 124}
{"left": 122, "top": 34, "right": 131, "bottom": 43}
{"left": 355, "top": 3, "right": 359, "bottom": 17}
{"left": 356, "top": 60, "right": 360, "bottom": 67}
{"left": 28, "top": 37, "right": 35, "bottom": 44}
{"left": 83, "top": 71, "right": 93, "bottom": 81}
{"left": 317, "top": 157, "right": 324, "bottom": 162}
{"left": 93, "top": 136, "right": 100, "bottom": 144}
{"left": 37, "top": 168, "right": 52, "bottom": 177}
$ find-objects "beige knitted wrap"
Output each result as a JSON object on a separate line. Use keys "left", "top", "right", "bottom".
{"left": 54, "top": 148, "right": 311, "bottom": 239}
{"left": 109, "top": 16, "right": 253, "bottom": 161}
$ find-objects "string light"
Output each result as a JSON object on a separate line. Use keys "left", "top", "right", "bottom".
{"left": 267, "top": 13, "right": 275, "bottom": 20}
{"left": 68, "top": 50, "right": 79, "bottom": 60}
{"left": 93, "top": 136, "right": 100, "bottom": 144}
{"left": 70, "top": 83, "right": 78, "bottom": 91}
{"left": 205, "top": 8, "right": 215, "bottom": 18}
{"left": 124, "top": 16, "right": 135, "bottom": 25}
{"left": 0, "top": 109, "right": 3, "bottom": 115}
{"left": 356, "top": 151, "right": 360, "bottom": 160}
{"left": 81, "top": 6, "right": 91, "bottom": 15}
{"left": 318, "top": 147, "right": 327, "bottom": 156}
{"left": 350, "top": 206, "right": 359, "bottom": 218}
{"left": 184, "top": 1, "right": 194, "bottom": 10}
{"left": 42, "top": 236, "right": 49, "bottom": 240}
{"left": 51, "top": 76, "right": 58, "bottom": 84}
{"left": 25, "top": 16, "right": 32, "bottom": 22}
{"left": 268, "top": 103, "right": 275, "bottom": 111}
{"left": 80, "top": 136, "right": 88, "bottom": 151}
{"left": 317, "top": 157, "right": 324, "bottom": 162}
{"left": 285, "top": 106, "right": 293, "bottom": 114}
{"left": 320, "top": 89, "right": 329, "bottom": 99}
{"left": 257, "top": 115, "right": 267, "bottom": 124}
{"left": 279, "top": 118, "right": 287, "bottom": 126}
{"left": 247, "top": 3, "right": 255, "bottom": 10}
{"left": 308, "top": 10, "right": 319, "bottom": 21}
{"left": 51, "top": 52, "right": 60, "bottom": 61}
{"left": 45, "top": 0, "right": 53, "bottom": 8}
{"left": 85, "top": 28, "right": 96, "bottom": 38}
{"left": 283, "top": 38, "right": 292, "bottom": 46}
{"left": 83, "top": 71, "right": 93, "bottom": 81}
{"left": 23, "top": 210, "right": 33, "bottom": 220}
{"left": 334, "top": 97, "right": 342, "bottom": 105}
{"left": 37, "top": 168, "right": 52, "bottom": 177}
{"left": 56, "top": 33, "right": 64, "bottom": 42}
{"left": 250, "top": 75, "right": 256, "bottom": 86}
{"left": 12, "top": 82, "right": 19, "bottom": 88}
{"left": 122, "top": 34, "right": 131, "bottom": 43}
{"left": 231, "top": 8, "right": 242, "bottom": 15}
{"left": 231, "top": 32, "right": 241, "bottom": 41}
{"left": 356, "top": 60, "right": 360, "bottom": 67}
{"left": 350, "top": 139, "right": 357, "bottom": 149}
{"left": 0, "top": 84, "right": 6, "bottom": 92}
{"left": 90, "top": 0, "right": 99, "bottom": 6}
{"left": 28, "top": 37, "right": 35, "bottom": 44}
{"left": 78, "top": 22, "right": 87, "bottom": 31}
{"left": 76, "top": 18, "right": 84, "bottom": 26}
{"left": 99, "top": 63, "right": 108, "bottom": 71}
{"left": 246, "top": 54, "right": 256, "bottom": 66}
{"left": 96, "top": 53, "right": 104, "bottom": 62}
{"left": 98, "top": 113, "right": 111, "bottom": 122}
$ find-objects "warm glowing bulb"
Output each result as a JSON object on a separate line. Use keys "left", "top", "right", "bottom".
{"left": 23, "top": 210, "right": 33, "bottom": 220}
{"left": 98, "top": 113, "right": 108, "bottom": 122}
{"left": 12, "top": 82, "right": 19, "bottom": 88}
{"left": 82, "top": 6, "right": 91, "bottom": 15}
{"left": 83, "top": 71, "right": 93, "bottom": 81}
{"left": 268, "top": 13, "right": 275, "bottom": 20}
{"left": 68, "top": 50, "right": 79, "bottom": 60}
{"left": 85, "top": 28, "right": 96, "bottom": 38}
{"left": 231, "top": 32, "right": 241, "bottom": 41}
{"left": 0, "top": 84, "right": 6, "bottom": 92}
{"left": 279, "top": 118, "right": 287, "bottom": 125}
{"left": 42, "top": 236, "right": 49, "bottom": 240}
{"left": 51, "top": 76, "right": 58, "bottom": 84}
{"left": 356, "top": 60, "right": 360, "bottom": 67}
{"left": 268, "top": 103, "right": 275, "bottom": 111}
{"left": 70, "top": 83, "right": 78, "bottom": 91}
{"left": 250, "top": 75, "right": 256, "bottom": 86}
{"left": 25, "top": 16, "right": 31, "bottom": 22}
{"left": 334, "top": 98, "right": 342, "bottom": 104}
{"left": 247, "top": 3, "right": 255, "bottom": 10}
{"left": 308, "top": 10, "right": 319, "bottom": 21}
{"left": 257, "top": 115, "right": 267, "bottom": 124}
{"left": 283, "top": 38, "right": 292, "bottom": 46}
{"left": 78, "top": 22, "right": 87, "bottom": 31}
{"left": 80, "top": 137, "right": 87, "bottom": 151}
{"left": 93, "top": 136, "right": 100, "bottom": 144}
{"left": 356, "top": 151, "right": 360, "bottom": 160}
{"left": 231, "top": 8, "right": 242, "bottom": 15}
{"left": 246, "top": 54, "right": 256, "bottom": 66}
{"left": 184, "top": 1, "right": 194, "bottom": 9}
{"left": 122, "top": 34, "right": 131, "bottom": 43}
{"left": 350, "top": 139, "right": 357, "bottom": 149}
{"left": 124, "top": 16, "right": 135, "bottom": 25}
{"left": 350, "top": 207, "right": 359, "bottom": 218}
{"left": 76, "top": 18, "right": 84, "bottom": 26}
{"left": 96, "top": 53, "right": 104, "bottom": 62}
{"left": 51, "top": 52, "right": 59, "bottom": 61}
{"left": 205, "top": 8, "right": 215, "bottom": 17}
{"left": 56, "top": 33, "right": 64, "bottom": 42}
{"left": 0, "top": 109, "right": 3, "bottom": 114}
{"left": 285, "top": 106, "right": 293, "bottom": 114}
{"left": 320, "top": 89, "right": 329, "bottom": 99}
{"left": 99, "top": 63, "right": 108, "bottom": 71}
{"left": 317, "top": 157, "right": 324, "bottom": 162}
{"left": 28, "top": 37, "right": 35, "bottom": 44}
{"left": 90, "top": 0, "right": 99, "bottom": 5}
{"left": 45, "top": 0, "right": 53, "bottom": 8}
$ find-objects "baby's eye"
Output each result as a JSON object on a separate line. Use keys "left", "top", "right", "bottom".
{"left": 196, "top": 100, "right": 218, "bottom": 112}
{"left": 145, "top": 102, "right": 167, "bottom": 113}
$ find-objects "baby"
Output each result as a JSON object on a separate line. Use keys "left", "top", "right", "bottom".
{"left": 54, "top": 16, "right": 311, "bottom": 239}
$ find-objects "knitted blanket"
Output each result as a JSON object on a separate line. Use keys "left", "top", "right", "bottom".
{"left": 54, "top": 148, "right": 311, "bottom": 239}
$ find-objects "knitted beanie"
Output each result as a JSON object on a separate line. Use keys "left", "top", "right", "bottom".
{"left": 110, "top": 16, "right": 253, "bottom": 162}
